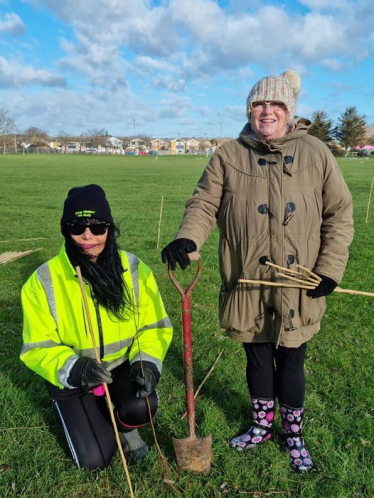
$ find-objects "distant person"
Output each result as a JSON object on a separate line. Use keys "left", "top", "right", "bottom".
{"left": 21, "top": 184, "right": 173, "bottom": 469}
{"left": 161, "top": 70, "right": 353, "bottom": 472}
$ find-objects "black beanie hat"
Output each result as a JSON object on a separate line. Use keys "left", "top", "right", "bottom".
{"left": 61, "top": 184, "right": 113, "bottom": 232}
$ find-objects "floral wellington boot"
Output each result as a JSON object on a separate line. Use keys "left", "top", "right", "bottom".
{"left": 279, "top": 404, "right": 313, "bottom": 472}
{"left": 230, "top": 398, "right": 274, "bottom": 451}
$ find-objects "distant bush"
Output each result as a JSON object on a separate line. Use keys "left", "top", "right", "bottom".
{"left": 328, "top": 142, "right": 343, "bottom": 157}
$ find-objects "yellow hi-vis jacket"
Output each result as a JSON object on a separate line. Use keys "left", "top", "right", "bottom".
{"left": 20, "top": 245, "right": 173, "bottom": 389}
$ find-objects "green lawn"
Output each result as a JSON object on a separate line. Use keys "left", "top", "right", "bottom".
{"left": 0, "top": 154, "right": 373, "bottom": 497}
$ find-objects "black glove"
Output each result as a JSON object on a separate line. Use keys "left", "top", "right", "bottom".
{"left": 306, "top": 274, "right": 338, "bottom": 299}
{"left": 130, "top": 361, "right": 160, "bottom": 398}
{"left": 161, "top": 238, "right": 197, "bottom": 271}
{"left": 68, "top": 357, "right": 112, "bottom": 389}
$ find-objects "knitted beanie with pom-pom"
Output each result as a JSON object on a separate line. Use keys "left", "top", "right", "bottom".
{"left": 246, "top": 70, "right": 301, "bottom": 120}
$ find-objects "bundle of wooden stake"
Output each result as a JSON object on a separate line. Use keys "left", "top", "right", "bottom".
{"left": 0, "top": 248, "right": 42, "bottom": 265}
{"left": 238, "top": 261, "right": 374, "bottom": 297}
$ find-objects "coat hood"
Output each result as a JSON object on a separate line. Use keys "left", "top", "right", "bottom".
{"left": 239, "top": 118, "right": 312, "bottom": 153}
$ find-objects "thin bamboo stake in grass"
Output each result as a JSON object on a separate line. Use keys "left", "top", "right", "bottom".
{"left": 0, "top": 237, "right": 45, "bottom": 243}
{"left": 181, "top": 350, "right": 224, "bottom": 420}
{"left": 365, "top": 176, "right": 374, "bottom": 223}
{"left": 156, "top": 195, "right": 164, "bottom": 249}
{"left": 76, "top": 266, "right": 135, "bottom": 498}
{"left": 0, "top": 248, "right": 42, "bottom": 265}
{"left": 133, "top": 317, "right": 179, "bottom": 491}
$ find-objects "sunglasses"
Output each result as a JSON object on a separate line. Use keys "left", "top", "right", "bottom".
{"left": 67, "top": 223, "right": 109, "bottom": 236}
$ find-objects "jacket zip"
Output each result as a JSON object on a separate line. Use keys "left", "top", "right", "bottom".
{"left": 81, "top": 276, "right": 104, "bottom": 360}
{"left": 94, "top": 301, "right": 104, "bottom": 360}
{"left": 276, "top": 153, "right": 285, "bottom": 349}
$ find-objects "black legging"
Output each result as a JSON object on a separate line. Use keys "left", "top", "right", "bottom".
{"left": 243, "top": 342, "right": 307, "bottom": 407}
{"left": 46, "top": 361, "right": 158, "bottom": 469}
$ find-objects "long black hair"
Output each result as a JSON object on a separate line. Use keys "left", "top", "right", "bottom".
{"left": 63, "top": 221, "right": 134, "bottom": 320}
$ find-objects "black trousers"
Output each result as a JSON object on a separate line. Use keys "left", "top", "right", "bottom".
{"left": 243, "top": 342, "right": 307, "bottom": 408}
{"left": 46, "top": 362, "right": 158, "bottom": 470}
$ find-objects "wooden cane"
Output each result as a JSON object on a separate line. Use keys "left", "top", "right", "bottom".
{"left": 238, "top": 279, "right": 315, "bottom": 290}
{"left": 335, "top": 287, "right": 374, "bottom": 297}
{"left": 296, "top": 264, "right": 321, "bottom": 283}
{"left": 265, "top": 261, "right": 305, "bottom": 277}
{"left": 156, "top": 195, "right": 164, "bottom": 249}
{"left": 76, "top": 266, "right": 135, "bottom": 498}
{"left": 365, "top": 176, "right": 374, "bottom": 224}
{"left": 239, "top": 278, "right": 374, "bottom": 297}
{"left": 276, "top": 272, "right": 318, "bottom": 288}
{"left": 265, "top": 261, "right": 320, "bottom": 284}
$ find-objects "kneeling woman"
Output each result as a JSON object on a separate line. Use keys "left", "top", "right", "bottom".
{"left": 20, "top": 184, "right": 173, "bottom": 469}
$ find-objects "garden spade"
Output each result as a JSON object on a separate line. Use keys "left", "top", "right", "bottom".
{"left": 168, "top": 253, "right": 212, "bottom": 475}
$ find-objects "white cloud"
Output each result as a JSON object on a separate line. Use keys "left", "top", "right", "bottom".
{"left": 23, "top": 0, "right": 374, "bottom": 87}
{"left": 2, "top": 85, "right": 153, "bottom": 134}
{"left": 321, "top": 58, "right": 346, "bottom": 71}
{"left": 298, "top": 0, "right": 351, "bottom": 10}
{"left": 0, "top": 12, "right": 25, "bottom": 35}
{"left": 151, "top": 76, "right": 186, "bottom": 92}
{"left": 39, "top": 0, "right": 178, "bottom": 56}
{"left": 199, "top": 106, "right": 211, "bottom": 117}
{"left": 224, "top": 105, "right": 245, "bottom": 122}
{"left": 134, "top": 56, "right": 174, "bottom": 73}
{"left": 3, "top": 0, "right": 374, "bottom": 137}
{"left": 158, "top": 94, "right": 192, "bottom": 120}
{"left": 0, "top": 56, "right": 67, "bottom": 88}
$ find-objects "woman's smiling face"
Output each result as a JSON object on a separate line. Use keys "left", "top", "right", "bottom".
{"left": 250, "top": 101, "right": 289, "bottom": 140}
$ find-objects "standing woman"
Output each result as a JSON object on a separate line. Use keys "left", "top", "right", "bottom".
{"left": 21, "top": 184, "right": 173, "bottom": 469}
{"left": 161, "top": 70, "right": 353, "bottom": 472}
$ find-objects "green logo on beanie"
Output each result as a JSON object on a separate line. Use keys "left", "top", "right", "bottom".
{"left": 75, "top": 209, "right": 96, "bottom": 218}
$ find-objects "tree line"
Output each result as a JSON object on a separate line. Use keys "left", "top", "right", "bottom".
{"left": 0, "top": 106, "right": 372, "bottom": 156}
{"left": 308, "top": 106, "right": 370, "bottom": 156}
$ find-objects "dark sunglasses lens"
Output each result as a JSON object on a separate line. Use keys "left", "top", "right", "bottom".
{"left": 89, "top": 225, "right": 108, "bottom": 235}
{"left": 68, "top": 224, "right": 85, "bottom": 235}
{"left": 68, "top": 224, "right": 108, "bottom": 236}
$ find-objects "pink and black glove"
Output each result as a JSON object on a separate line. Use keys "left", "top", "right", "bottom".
{"left": 68, "top": 357, "right": 112, "bottom": 389}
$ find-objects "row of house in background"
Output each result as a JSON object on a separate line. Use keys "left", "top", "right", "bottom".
{"left": 18, "top": 136, "right": 221, "bottom": 155}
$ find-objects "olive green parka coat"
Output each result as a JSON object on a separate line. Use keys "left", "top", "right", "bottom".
{"left": 177, "top": 119, "right": 354, "bottom": 347}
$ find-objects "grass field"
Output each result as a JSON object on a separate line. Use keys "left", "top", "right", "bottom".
{"left": 0, "top": 154, "right": 373, "bottom": 498}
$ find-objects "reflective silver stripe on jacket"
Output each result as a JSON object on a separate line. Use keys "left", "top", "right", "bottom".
{"left": 126, "top": 251, "right": 140, "bottom": 306}
{"left": 130, "top": 352, "right": 162, "bottom": 374}
{"left": 72, "top": 337, "right": 134, "bottom": 358}
{"left": 36, "top": 261, "right": 74, "bottom": 385}
{"left": 59, "top": 354, "right": 79, "bottom": 388}
{"left": 37, "top": 262, "right": 58, "bottom": 327}
{"left": 137, "top": 317, "right": 173, "bottom": 334}
{"left": 20, "top": 340, "right": 62, "bottom": 357}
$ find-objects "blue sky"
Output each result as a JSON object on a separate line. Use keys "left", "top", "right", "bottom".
{"left": 1, "top": 0, "right": 373, "bottom": 139}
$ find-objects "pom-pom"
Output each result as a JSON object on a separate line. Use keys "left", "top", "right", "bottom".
{"left": 281, "top": 70, "right": 301, "bottom": 96}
